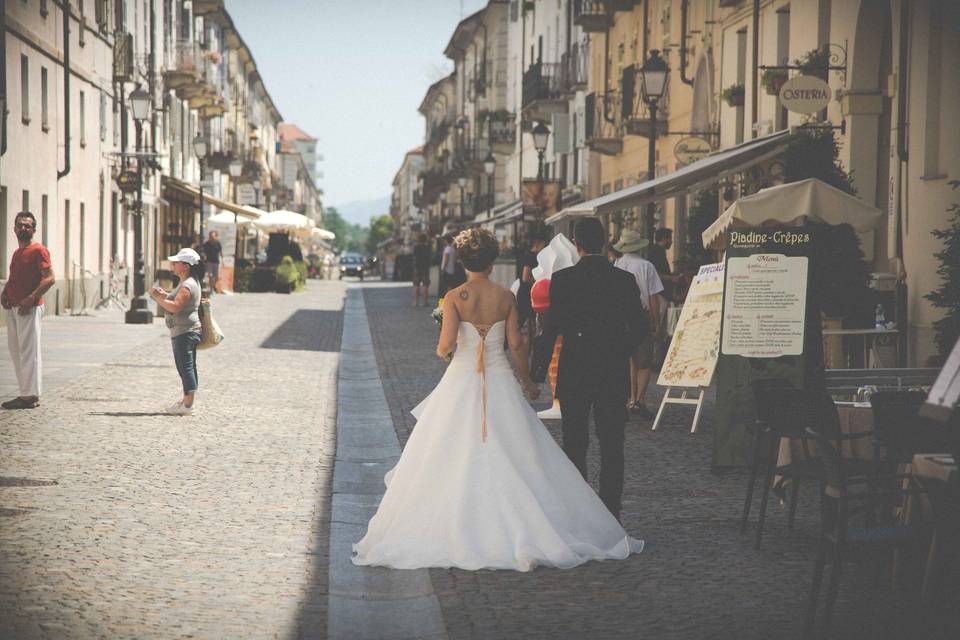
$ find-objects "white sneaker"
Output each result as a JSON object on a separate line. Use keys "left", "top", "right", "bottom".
{"left": 166, "top": 401, "right": 194, "bottom": 416}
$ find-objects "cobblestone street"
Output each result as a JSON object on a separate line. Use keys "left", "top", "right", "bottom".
{"left": 1, "top": 282, "right": 346, "bottom": 639}
{"left": 364, "top": 284, "right": 959, "bottom": 640}
{"left": 1, "top": 281, "right": 957, "bottom": 639}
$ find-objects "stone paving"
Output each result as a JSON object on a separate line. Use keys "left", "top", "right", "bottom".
{"left": 362, "top": 283, "right": 960, "bottom": 640}
{"left": 0, "top": 281, "right": 346, "bottom": 639}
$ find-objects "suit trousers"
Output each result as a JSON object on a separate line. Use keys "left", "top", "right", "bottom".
{"left": 559, "top": 387, "right": 628, "bottom": 518}
{"left": 6, "top": 304, "right": 43, "bottom": 397}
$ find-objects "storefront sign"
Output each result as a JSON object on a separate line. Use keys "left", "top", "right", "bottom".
{"left": 236, "top": 184, "right": 257, "bottom": 206}
{"left": 674, "top": 137, "right": 713, "bottom": 165}
{"left": 658, "top": 262, "right": 725, "bottom": 388}
{"left": 779, "top": 75, "right": 831, "bottom": 114}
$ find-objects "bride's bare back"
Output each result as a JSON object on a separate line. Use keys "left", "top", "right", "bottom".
{"left": 436, "top": 274, "right": 537, "bottom": 399}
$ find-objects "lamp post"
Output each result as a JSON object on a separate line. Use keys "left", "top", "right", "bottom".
{"left": 457, "top": 174, "right": 468, "bottom": 221}
{"left": 193, "top": 132, "right": 207, "bottom": 239}
{"left": 483, "top": 152, "right": 495, "bottom": 212}
{"left": 518, "top": 121, "right": 550, "bottom": 278}
{"left": 638, "top": 49, "right": 669, "bottom": 242}
{"left": 125, "top": 87, "right": 153, "bottom": 324}
{"left": 228, "top": 160, "right": 243, "bottom": 280}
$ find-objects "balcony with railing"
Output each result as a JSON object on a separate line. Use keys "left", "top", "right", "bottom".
{"left": 584, "top": 92, "right": 623, "bottom": 156}
{"left": 573, "top": 1, "right": 612, "bottom": 32}
{"left": 620, "top": 65, "right": 669, "bottom": 139}
{"left": 164, "top": 41, "right": 226, "bottom": 118}
{"left": 522, "top": 62, "right": 567, "bottom": 121}
{"left": 487, "top": 117, "right": 516, "bottom": 151}
{"left": 561, "top": 41, "right": 590, "bottom": 95}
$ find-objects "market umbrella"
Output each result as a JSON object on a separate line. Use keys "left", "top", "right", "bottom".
{"left": 312, "top": 227, "right": 336, "bottom": 241}
{"left": 252, "top": 210, "right": 315, "bottom": 238}
{"left": 701, "top": 178, "right": 883, "bottom": 250}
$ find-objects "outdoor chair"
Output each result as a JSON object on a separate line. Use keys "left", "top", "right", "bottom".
{"left": 870, "top": 391, "right": 950, "bottom": 466}
{"left": 741, "top": 382, "right": 874, "bottom": 549}
{"left": 803, "top": 420, "right": 926, "bottom": 639}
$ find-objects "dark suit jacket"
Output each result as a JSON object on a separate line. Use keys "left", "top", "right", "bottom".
{"left": 532, "top": 254, "right": 649, "bottom": 402}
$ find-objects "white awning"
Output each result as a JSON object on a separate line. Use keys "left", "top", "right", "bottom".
{"left": 701, "top": 178, "right": 884, "bottom": 249}
{"left": 545, "top": 130, "right": 791, "bottom": 226}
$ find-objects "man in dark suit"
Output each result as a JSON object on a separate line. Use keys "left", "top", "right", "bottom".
{"left": 533, "top": 217, "right": 649, "bottom": 519}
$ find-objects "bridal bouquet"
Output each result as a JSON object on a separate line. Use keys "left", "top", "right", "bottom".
{"left": 431, "top": 297, "right": 444, "bottom": 327}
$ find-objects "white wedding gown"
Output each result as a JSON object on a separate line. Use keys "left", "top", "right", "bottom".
{"left": 352, "top": 320, "right": 644, "bottom": 572}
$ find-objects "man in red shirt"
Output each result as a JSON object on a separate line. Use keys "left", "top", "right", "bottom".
{"left": 1, "top": 211, "right": 55, "bottom": 409}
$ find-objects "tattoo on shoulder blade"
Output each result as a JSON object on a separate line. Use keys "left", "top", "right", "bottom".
{"left": 459, "top": 290, "right": 469, "bottom": 300}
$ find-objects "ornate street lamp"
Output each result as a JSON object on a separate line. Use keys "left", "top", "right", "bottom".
{"left": 531, "top": 121, "right": 550, "bottom": 180}
{"left": 227, "top": 160, "right": 245, "bottom": 271}
{"left": 483, "top": 152, "right": 496, "bottom": 212}
{"left": 129, "top": 87, "right": 152, "bottom": 122}
{"left": 125, "top": 87, "right": 154, "bottom": 324}
{"left": 457, "top": 174, "right": 468, "bottom": 221}
{"left": 193, "top": 132, "right": 208, "bottom": 248}
{"left": 639, "top": 49, "right": 670, "bottom": 241}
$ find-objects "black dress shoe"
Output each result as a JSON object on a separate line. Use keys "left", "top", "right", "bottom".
{"left": 1, "top": 397, "right": 40, "bottom": 410}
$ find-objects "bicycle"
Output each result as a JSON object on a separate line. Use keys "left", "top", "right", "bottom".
{"left": 91, "top": 258, "right": 130, "bottom": 312}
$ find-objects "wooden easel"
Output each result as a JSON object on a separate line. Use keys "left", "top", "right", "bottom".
{"left": 651, "top": 386, "right": 706, "bottom": 433}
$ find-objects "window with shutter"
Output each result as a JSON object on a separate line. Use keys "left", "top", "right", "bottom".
{"left": 552, "top": 113, "right": 572, "bottom": 154}
{"left": 621, "top": 66, "right": 635, "bottom": 119}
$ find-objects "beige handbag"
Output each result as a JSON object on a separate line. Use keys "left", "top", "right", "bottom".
{"left": 197, "top": 298, "right": 224, "bottom": 350}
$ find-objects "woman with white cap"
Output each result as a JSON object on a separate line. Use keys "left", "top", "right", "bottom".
{"left": 150, "top": 247, "right": 205, "bottom": 415}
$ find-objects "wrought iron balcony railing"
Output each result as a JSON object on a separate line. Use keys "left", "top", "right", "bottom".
{"left": 584, "top": 91, "right": 624, "bottom": 156}
{"left": 560, "top": 40, "right": 590, "bottom": 94}
{"left": 522, "top": 61, "right": 564, "bottom": 109}
{"left": 573, "top": 1, "right": 612, "bottom": 32}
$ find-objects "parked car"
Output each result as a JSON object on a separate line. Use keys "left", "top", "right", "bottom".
{"left": 339, "top": 253, "right": 365, "bottom": 280}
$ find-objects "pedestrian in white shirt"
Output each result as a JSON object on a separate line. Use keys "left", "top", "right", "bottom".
{"left": 612, "top": 229, "right": 664, "bottom": 420}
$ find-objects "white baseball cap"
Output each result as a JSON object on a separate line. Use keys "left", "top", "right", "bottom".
{"left": 167, "top": 248, "right": 201, "bottom": 265}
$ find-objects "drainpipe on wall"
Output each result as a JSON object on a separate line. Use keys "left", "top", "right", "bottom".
{"left": 894, "top": 0, "right": 910, "bottom": 366}
{"left": 1, "top": 0, "right": 7, "bottom": 157}
{"left": 750, "top": 0, "right": 759, "bottom": 139}
{"left": 680, "top": 0, "right": 694, "bottom": 86}
{"left": 58, "top": 0, "right": 71, "bottom": 179}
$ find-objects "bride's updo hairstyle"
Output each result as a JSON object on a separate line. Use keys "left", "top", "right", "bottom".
{"left": 454, "top": 228, "right": 500, "bottom": 272}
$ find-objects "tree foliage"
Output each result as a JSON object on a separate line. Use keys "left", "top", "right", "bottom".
{"left": 925, "top": 180, "right": 960, "bottom": 356}
{"left": 675, "top": 190, "right": 719, "bottom": 273}
{"left": 323, "top": 207, "right": 366, "bottom": 254}
{"left": 365, "top": 214, "right": 394, "bottom": 256}
{"left": 783, "top": 128, "right": 856, "bottom": 195}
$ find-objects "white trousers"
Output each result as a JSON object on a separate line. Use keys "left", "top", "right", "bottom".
{"left": 6, "top": 304, "right": 43, "bottom": 397}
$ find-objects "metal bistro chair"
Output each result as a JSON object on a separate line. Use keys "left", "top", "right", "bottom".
{"left": 803, "top": 416, "right": 925, "bottom": 639}
{"left": 742, "top": 383, "right": 876, "bottom": 549}
{"left": 870, "top": 391, "right": 951, "bottom": 466}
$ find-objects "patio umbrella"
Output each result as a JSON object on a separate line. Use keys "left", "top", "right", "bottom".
{"left": 702, "top": 178, "right": 883, "bottom": 250}
{"left": 252, "top": 210, "right": 314, "bottom": 234}
{"left": 312, "top": 227, "right": 336, "bottom": 241}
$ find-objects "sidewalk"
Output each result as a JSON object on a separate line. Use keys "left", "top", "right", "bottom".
{"left": 0, "top": 309, "right": 166, "bottom": 402}
{"left": 0, "top": 281, "right": 346, "bottom": 639}
{"left": 361, "top": 283, "right": 956, "bottom": 640}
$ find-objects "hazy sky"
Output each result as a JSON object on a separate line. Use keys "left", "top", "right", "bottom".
{"left": 227, "top": 0, "right": 488, "bottom": 207}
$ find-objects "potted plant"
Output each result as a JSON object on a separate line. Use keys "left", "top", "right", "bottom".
{"left": 721, "top": 83, "right": 745, "bottom": 107}
{"left": 926, "top": 180, "right": 960, "bottom": 359}
{"left": 761, "top": 69, "right": 788, "bottom": 95}
{"left": 796, "top": 47, "right": 830, "bottom": 79}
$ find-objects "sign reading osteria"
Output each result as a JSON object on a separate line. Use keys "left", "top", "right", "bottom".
{"left": 779, "top": 75, "right": 831, "bottom": 114}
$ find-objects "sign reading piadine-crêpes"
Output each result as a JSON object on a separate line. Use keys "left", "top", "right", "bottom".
{"left": 721, "top": 250, "right": 809, "bottom": 358}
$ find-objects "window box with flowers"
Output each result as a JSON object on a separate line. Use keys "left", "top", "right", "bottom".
{"left": 721, "top": 83, "right": 745, "bottom": 107}
{"left": 761, "top": 69, "right": 789, "bottom": 96}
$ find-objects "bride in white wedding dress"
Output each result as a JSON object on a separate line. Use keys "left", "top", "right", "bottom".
{"left": 352, "top": 229, "right": 643, "bottom": 572}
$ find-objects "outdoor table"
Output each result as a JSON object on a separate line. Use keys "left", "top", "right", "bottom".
{"left": 821, "top": 328, "right": 900, "bottom": 368}
{"left": 912, "top": 453, "right": 957, "bottom": 485}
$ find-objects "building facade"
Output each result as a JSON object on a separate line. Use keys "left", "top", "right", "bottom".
{"left": 398, "top": 0, "right": 960, "bottom": 367}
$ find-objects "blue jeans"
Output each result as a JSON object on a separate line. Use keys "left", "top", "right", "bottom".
{"left": 172, "top": 331, "right": 201, "bottom": 394}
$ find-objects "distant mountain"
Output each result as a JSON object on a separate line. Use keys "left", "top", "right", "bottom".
{"left": 332, "top": 195, "right": 391, "bottom": 227}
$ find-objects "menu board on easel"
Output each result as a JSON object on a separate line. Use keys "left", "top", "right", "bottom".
{"left": 658, "top": 263, "right": 724, "bottom": 388}
{"left": 652, "top": 263, "right": 724, "bottom": 434}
